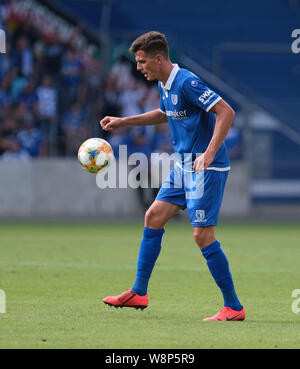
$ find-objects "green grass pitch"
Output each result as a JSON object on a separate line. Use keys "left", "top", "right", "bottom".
{"left": 0, "top": 221, "right": 299, "bottom": 349}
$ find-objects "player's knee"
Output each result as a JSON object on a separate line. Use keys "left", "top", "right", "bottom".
{"left": 145, "top": 207, "right": 154, "bottom": 222}
{"left": 145, "top": 208, "right": 163, "bottom": 228}
{"left": 193, "top": 228, "right": 205, "bottom": 248}
{"left": 193, "top": 227, "right": 214, "bottom": 249}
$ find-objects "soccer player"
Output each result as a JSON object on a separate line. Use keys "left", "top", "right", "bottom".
{"left": 100, "top": 31, "right": 245, "bottom": 321}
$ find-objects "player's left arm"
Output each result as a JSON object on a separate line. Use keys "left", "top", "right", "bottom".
{"left": 193, "top": 99, "right": 235, "bottom": 172}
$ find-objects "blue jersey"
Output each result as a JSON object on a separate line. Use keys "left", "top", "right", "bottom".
{"left": 158, "top": 64, "right": 230, "bottom": 169}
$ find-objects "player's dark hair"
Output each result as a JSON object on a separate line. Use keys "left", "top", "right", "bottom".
{"left": 129, "top": 31, "right": 169, "bottom": 59}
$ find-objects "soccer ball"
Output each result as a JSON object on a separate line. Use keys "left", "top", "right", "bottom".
{"left": 78, "top": 138, "right": 114, "bottom": 174}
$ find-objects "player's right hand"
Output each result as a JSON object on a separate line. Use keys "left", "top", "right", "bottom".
{"left": 100, "top": 116, "right": 123, "bottom": 131}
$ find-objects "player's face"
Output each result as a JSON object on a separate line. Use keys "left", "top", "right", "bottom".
{"left": 135, "top": 50, "right": 161, "bottom": 81}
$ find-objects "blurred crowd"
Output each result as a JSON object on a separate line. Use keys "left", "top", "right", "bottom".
{"left": 0, "top": 8, "right": 241, "bottom": 163}
{"left": 0, "top": 6, "right": 174, "bottom": 162}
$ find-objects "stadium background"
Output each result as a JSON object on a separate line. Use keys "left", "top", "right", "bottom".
{"left": 0, "top": 0, "right": 300, "bottom": 350}
{"left": 0, "top": 0, "right": 299, "bottom": 220}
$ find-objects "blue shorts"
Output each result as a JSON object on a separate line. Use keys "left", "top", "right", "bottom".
{"left": 156, "top": 164, "right": 229, "bottom": 227}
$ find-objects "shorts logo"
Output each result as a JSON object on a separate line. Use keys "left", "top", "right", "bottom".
{"left": 171, "top": 94, "right": 178, "bottom": 105}
{"left": 195, "top": 210, "right": 207, "bottom": 223}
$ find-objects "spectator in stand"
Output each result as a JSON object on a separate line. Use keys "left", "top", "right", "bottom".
{"left": 42, "top": 30, "right": 64, "bottom": 81}
{"left": 108, "top": 127, "right": 130, "bottom": 159}
{"left": 60, "top": 48, "right": 84, "bottom": 108}
{"left": 0, "top": 116, "right": 28, "bottom": 160}
{"left": 0, "top": 116, "right": 18, "bottom": 148}
{"left": 62, "top": 101, "right": 87, "bottom": 156}
{"left": 110, "top": 55, "right": 133, "bottom": 92}
{"left": 0, "top": 76, "right": 12, "bottom": 107}
{"left": 0, "top": 140, "right": 30, "bottom": 161}
{"left": 11, "top": 35, "right": 33, "bottom": 78}
{"left": 10, "top": 66, "right": 28, "bottom": 103}
{"left": 98, "top": 76, "right": 121, "bottom": 138}
{"left": 16, "top": 115, "right": 46, "bottom": 158}
{"left": 118, "top": 78, "right": 146, "bottom": 117}
{"left": 97, "top": 76, "right": 122, "bottom": 141}
{"left": 84, "top": 53, "right": 102, "bottom": 94}
{"left": 0, "top": 40, "right": 12, "bottom": 80}
{"left": 84, "top": 56, "right": 103, "bottom": 135}
{"left": 13, "top": 102, "right": 31, "bottom": 126}
{"left": 18, "top": 79, "right": 38, "bottom": 114}
{"left": 36, "top": 75, "right": 58, "bottom": 155}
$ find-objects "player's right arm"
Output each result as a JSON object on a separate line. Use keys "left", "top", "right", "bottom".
{"left": 100, "top": 109, "right": 167, "bottom": 131}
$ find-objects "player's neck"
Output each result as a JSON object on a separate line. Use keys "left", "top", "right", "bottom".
{"left": 159, "top": 60, "right": 175, "bottom": 85}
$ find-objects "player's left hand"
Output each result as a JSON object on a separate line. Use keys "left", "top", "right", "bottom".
{"left": 193, "top": 151, "right": 215, "bottom": 173}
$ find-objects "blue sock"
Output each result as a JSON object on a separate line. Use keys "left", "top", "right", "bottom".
{"left": 132, "top": 227, "right": 165, "bottom": 296}
{"left": 201, "top": 240, "right": 242, "bottom": 311}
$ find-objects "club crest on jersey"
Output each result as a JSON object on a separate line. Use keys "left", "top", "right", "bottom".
{"left": 171, "top": 94, "right": 178, "bottom": 105}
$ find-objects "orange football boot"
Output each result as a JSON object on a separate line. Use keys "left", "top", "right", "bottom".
{"left": 103, "top": 289, "right": 148, "bottom": 310}
{"left": 203, "top": 306, "right": 245, "bottom": 321}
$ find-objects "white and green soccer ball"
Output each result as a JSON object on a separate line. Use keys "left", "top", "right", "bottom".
{"left": 78, "top": 138, "right": 114, "bottom": 174}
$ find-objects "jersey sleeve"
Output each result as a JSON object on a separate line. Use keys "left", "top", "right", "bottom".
{"left": 182, "top": 77, "right": 221, "bottom": 112}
